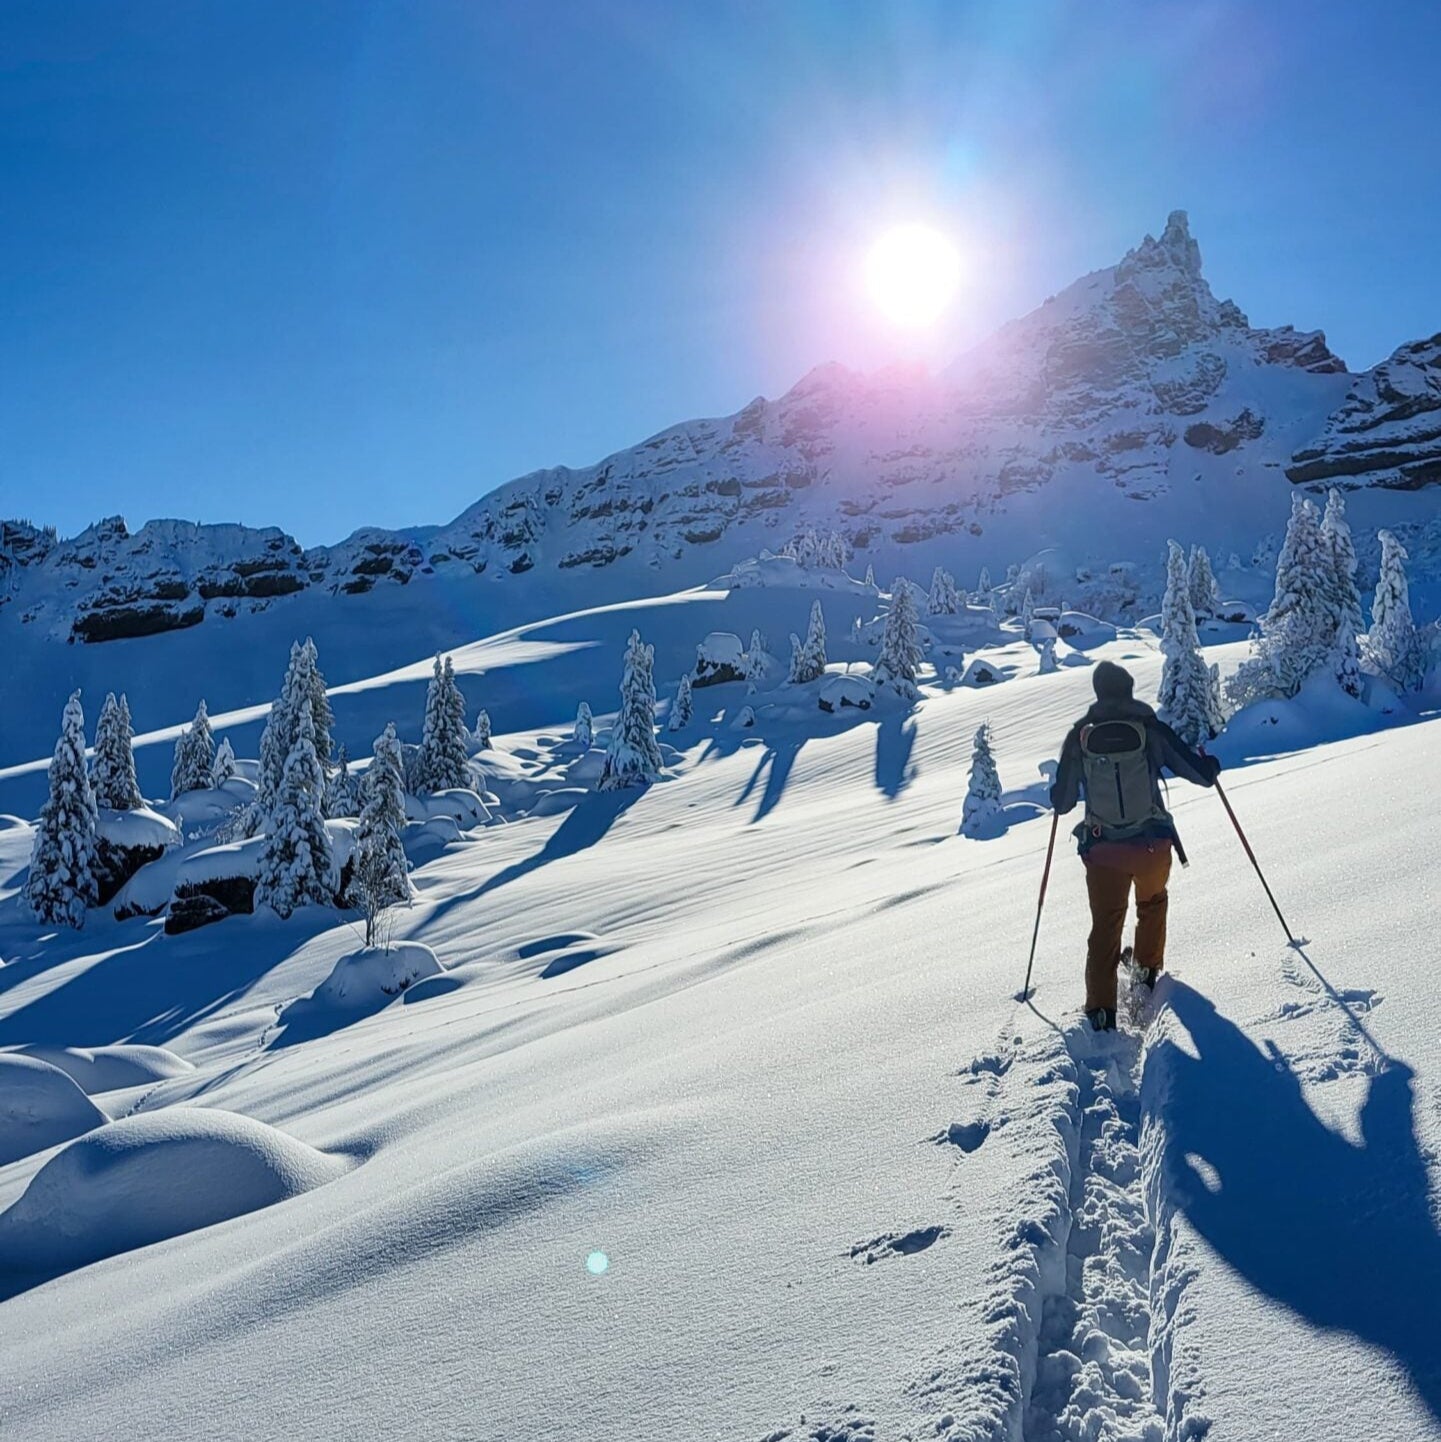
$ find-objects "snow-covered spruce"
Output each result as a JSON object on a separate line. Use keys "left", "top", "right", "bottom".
{"left": 255, "top": 638, "right": 332, "bottom": 827}
{"left": 744, "top": 629, "right": 772, "bottom": 688}
{"left": 780, "top": 525, "right": 849, "bottom": 570}
{"left": 1186, "top": 544, "right": 1221, "bottom": 620}
{"left": 323, "top": 743, "right": 362, "bottom": 819}
{"left": 1038, "top": 635, "right": 1058, "bottom": 674}
{"left": 974, "top": 565, "right": 992, "bottom": 604}
{"left": 352, "top": 723, "right": 411, "bottom": 945}
{"left": 1158, "top": 540, "right": 1224, "bottom": 746}
{"left": 1020, "top": 587, "right": 1036, "bottom": 638}
{"left": 1228, "top": 493, "right": 1332, "bottom": 707}
{"left": 961, "top": 723, "right": 1003, "bottom": 837}
{"left": 598, "top": 629, "right": 664, "bottom": 791}
{"left": 928, "top": 566, "right": 960, "bottom": 615}
{"left": 254, "top": 704, "right": 333, "bottom": 920}
{"left": 472, "top": 707, "right": 492, "bottom": 750}
{"left": 27, "top": 691, "right": 99, "bottom": 928}
{"left": 787, "top": 600, "right": 827, "bottom": 684}
{"left": 873, "top": 578, "right": 924, "bottom": 697}
{"left": 91, "top": 692, "right": 142, "bottom": 811}
{"left": 210, "top": 736, "right": 236, "bottom": 786}
{"left": 1364, "top": 529, "right": 1425, "bottom": 692}
{"left": 169, "top": 699, "right": 215, "bottom": 799}
{"left": 414, "top": 655, "right": 471, "bottom": 794}
{"left": 573, "top": 701, "right": 594, "bottom": 749}
{"left": 667, "top": 673, "right": 694, "bottom": 732}
{"left": 1319, "top": 489, "right": 1365, "bottom": 698}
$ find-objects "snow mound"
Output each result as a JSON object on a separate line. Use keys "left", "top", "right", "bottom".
{"left": 403, "top": 789, "right": 490, "bottom": 829}
{"left": 0, "top": 1055, "right": 109, "bottom": 1165}
{"left": 818, "top": 674, "right": 874, "bottom": 712}
{"left": 0, "top": 1109, "right": 349, "bottom": 1277}
{"left": 693, "top": 631, "right": 747, "bottom": 686}
{"left": 95, "top": 806, "right": 181, "bottom": 851}
{"left": 720, "top": 555, "right": 871, "bottom": 592}
{"left": 310, "top": 943, "right": 445, "bottom": 1009}
{"left": 14, "top": 1044, "right": 195, "bottom": 1095}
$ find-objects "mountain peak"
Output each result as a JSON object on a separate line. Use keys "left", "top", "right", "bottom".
{"left": 1118, "top": 207, "right": 1204, "bottom": 283}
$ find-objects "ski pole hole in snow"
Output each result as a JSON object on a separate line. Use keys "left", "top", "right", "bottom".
{"left": 586, "top": 1250, "right": 610, "bottom": 1275}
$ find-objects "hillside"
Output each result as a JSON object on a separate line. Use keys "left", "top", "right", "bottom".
{"left": 5, "top": 212, "right": 1441, "bottom": 777}
{"left": 1, "top": 585, "right": 1437, "bottom": 1441}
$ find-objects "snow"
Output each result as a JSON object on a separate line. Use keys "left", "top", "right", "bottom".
{"left": 402, "top": 788, "right": 490, "bottom": 829}
{"left": 95, "top": 805, "right": 180, "bottom": 852}
{"left": 817, "top": 673, "right": 874, "bottom": 712}
{"left": 0, "top": 1054, "right": 108, "bottom": 1165}
{"left": 0, "top": 1109, "right": 350, "bottom": 1290}
{"left": 9, "top": 1043, "right": 195, "bottom": 1094}
{"left": 0, "top": 572, "right": 1439, "bottom": 1440}
{"left": 306, "top": 943, "right": 444, "bottom": 1010}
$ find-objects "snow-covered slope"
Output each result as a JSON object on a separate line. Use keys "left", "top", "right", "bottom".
{"left": 1, "top": 583, "right": 1438, "bottom": 1440}
{"left": 6, "top": 211, "right": 1441, "bottom": 777}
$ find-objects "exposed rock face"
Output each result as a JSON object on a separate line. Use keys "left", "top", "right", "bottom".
{"left": 3, "top": 210, "right": 1434, "bottom": 649}
{"left": 1287, "top": 334, "right": 1441, "bottom": 490}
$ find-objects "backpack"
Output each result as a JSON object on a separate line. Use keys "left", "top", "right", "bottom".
{"left": 1079, "top": 719, "right": 1168, "bottom": 840}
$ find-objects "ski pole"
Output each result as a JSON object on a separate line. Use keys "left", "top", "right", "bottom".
{"left": 1212, "top": 775, "right": 1297, "bottom": 945}
{"left": 1018, "top": 810, "right": 1060, "bottom": 1001}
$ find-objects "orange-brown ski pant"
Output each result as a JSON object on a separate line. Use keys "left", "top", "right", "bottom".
{"left": 1083, "top": 840, "right": 1172, "bottom": 1012}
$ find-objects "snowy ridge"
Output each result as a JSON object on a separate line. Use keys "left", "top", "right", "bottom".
{"left": 4, "top": 211, "right": 1439, "bottom": 676}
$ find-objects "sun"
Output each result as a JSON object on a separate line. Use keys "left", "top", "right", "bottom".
{"left": 865, "top": 224, "right": 962, "bottom": 328}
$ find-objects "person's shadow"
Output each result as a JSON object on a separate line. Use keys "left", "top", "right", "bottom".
{"left": 1151, "top": 983, "right": 1441, "bottom": 1422}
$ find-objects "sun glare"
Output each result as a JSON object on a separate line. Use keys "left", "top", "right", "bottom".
{"left": 865, "top": 224, "right": 962, "bottom": 329}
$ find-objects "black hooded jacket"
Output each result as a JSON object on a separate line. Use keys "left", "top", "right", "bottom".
{"left": 1049, "top": 663, "right": 1220, "bottom": 854}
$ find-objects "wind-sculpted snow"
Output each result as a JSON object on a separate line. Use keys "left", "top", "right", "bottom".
{"left": 0, "top": 597, "right": 1438, "bottom": 1438}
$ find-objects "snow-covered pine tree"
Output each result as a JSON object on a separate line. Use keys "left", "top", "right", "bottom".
{"left": 91, "top": 692, "right": 142, "bottom": 810}
{"left": 1319, "top": 489, "right": 1365, "bottom": 697}
{"left": 573, "top": 701, "right": 594, "bottom": 748}
{"left": 744, "top": 629, "right": 771, "bottom": 687}
{"left": 873, "top": 578, "right": 924, "bottom": 697}
{"left": 960, "top": 723, "right": 1003, "bottom": 837}
{"left": 927, "top": 567, "right": 959, "bottom": 616}
{"left": 352, "top": 723, "right": 411, "bottom": 944}
{"left": 255, "top": 704, "right": 334, "bottom": 919}
{"left": 598, "top": 629, "right": 664, "bottom": 790}
{"left": 976, "top": 566, "right": 992, "bottom": 600}
{"left": 1364, "top": 529, "right": 1424, "bottom": 691}
{"left": 323, "top": 742, "right": 362, "bottom": 818}
{"left": 1020, "top": 588, "right": 1035, "bottom": 639}
{"left": 255, "top": 641, "right": 311, "bottom": 825}
{"left": 864, "top": 563, "right": 876, "bottom": 589}
{"left": 27, "top": 691, "right": 99, "bottom": 927}
{"left": 473, "top": 708, "right": 492, "bottom": 750}
{"left": 1227, "top": 493, "right": 1332, "bottom": 706}
{"left": 414, "top": 655, "right": 471, "bottom": 792}
{"left": 211, "top": 736, "right": 237, "bottom": 786}
{"left": 1158, "top": 541, "right": 1225, "bottom": 745}
{"left": 1187, "top": 545, "right": 1221, "bottom": 620}
{"left": 788, "top": 600, "right": 827, "bottom": 683}
{"left": 1038, "top": 635, "right": 1058, "bottom": 674}
{"left": 668, "top": 673, "right": 694, "bottom": 731}
{"left": 304, "top": 637, "right": 334, "bottom": 767}
{"left": 170, "top": 699, "right": 215, "bottom": 798}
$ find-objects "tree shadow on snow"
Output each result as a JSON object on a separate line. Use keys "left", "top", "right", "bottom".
{"left": 1149, "top": 982, "right": 1441, "bottom": 1423}
{"left": 735, "top": 736, "right": 804, "bottom": 823}
{"left": 412, "top": 786, "right": 647, "bottom": 941}
{"left": 0, "top": 910, "right": 344, "bottom": 1050}
{"left": 872, "top": 713, "right": 917, "bottom": 800}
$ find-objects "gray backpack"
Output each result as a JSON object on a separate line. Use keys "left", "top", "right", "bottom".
{"left": 1079, "top": 719, "right": 1167, "bottom": 840}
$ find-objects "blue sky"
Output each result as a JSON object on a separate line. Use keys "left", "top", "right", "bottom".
{"left": 4, "top": 0, "right": 1440, "bottom": 546}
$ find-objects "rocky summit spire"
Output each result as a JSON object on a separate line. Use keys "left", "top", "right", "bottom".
{"left": 1117, "top": 208, "right": 1205, "bottom": 284}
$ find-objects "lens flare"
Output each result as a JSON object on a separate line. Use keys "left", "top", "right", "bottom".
{"left": 586, "top": 1250, "right": 610, "bottom": 1275}
{"left": 865, "top": 225, "right": 962, "bottom": 328}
